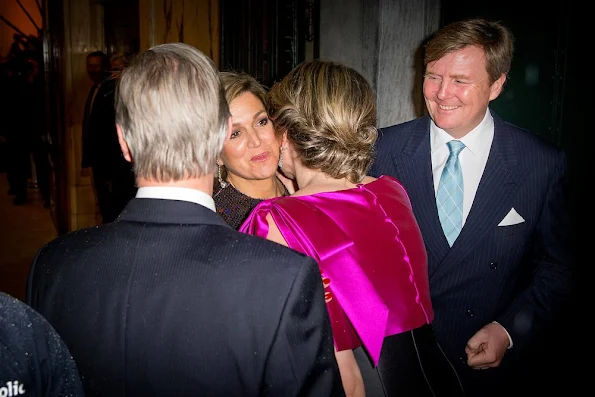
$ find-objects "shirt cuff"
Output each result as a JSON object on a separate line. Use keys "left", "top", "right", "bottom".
{"left": 492, "top": 321, "right": 513, "bottom": 349}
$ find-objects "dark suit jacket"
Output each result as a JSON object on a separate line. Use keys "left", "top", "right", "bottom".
{"left": 27, "top": 198, "right": 344, "bottom": 397}
{"left": 369, "top": 112, "right": 573, "bottom": 386}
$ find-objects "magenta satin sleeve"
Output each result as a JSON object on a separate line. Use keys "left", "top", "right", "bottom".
{"left": 239, "top": 176, "right": 434, "bottom": 367}
{"left": 239, "top": 200, "right": 363, "bottom": 356}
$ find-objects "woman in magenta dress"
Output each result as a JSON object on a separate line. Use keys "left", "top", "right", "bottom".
{"left": 239, "top": 60, "right": 464, "bottom": 397}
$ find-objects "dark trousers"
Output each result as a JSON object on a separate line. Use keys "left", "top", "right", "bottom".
{"left": 354, "top": 324, "right": 465, "bottom": 396}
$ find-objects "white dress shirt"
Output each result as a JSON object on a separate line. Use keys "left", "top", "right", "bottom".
{"left": 430, "top": 109, "right": 494, "bottom": 226}
{"left": 135, "top": 186, "right": 216, "bottom": 212}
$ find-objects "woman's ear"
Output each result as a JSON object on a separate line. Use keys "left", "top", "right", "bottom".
{"left": 116, "top": 124, "right": 132, "bottom": 162}
{"left": 279, "top": 130, "right": 288, "bottom": 149}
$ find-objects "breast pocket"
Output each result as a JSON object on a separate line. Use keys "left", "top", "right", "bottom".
{"left": 494, "top": 222, "right": 526, "bottom": 237}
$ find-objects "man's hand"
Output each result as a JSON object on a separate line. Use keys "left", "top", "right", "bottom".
{"left": 465, "top": 322, "right": 509, "bottom": 370}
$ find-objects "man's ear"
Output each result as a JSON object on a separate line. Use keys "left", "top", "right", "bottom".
{"left": 489, "top": 73, "right": 507, "bottom": 101}
{"left": 116, "top": 124, "right": 132, "bottom": 162}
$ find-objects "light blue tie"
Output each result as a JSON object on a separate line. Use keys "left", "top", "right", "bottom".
{"left": 437, "top": 140, "right": 465, "bottom": 246}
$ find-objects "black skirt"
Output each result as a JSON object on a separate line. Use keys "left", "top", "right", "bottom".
{"left": 353, "top": 323, "right": 465, "bottom": 396}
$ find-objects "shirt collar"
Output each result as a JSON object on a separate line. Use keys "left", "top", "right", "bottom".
{"left": 135, "top": 186, "right": 216, "bottom": 212}
{"left": 430, "top": 108, "right": 494, "bottom": 156}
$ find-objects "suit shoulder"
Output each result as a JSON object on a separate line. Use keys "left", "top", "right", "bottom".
{"left": 503, "top": 120, "right": 566, "bottom": 158}
{"left": 49, "top": 224, "right": 107, "bottom": 241}
{"left": 214, "top": 226, "right": 316, "bottom": 266}
{"left": 35, "top": 224, "right": 110, "bottom": 257}
{"left": 379, "top": 117, "right": 421, "bottom": 135}
{"left": 373, "top": 117, "right": 425, "bottom": 157}
{"left": 210, "top": 228, "right": 321, "bottom": 287}
{"left": 378, "top": 117, "right": 425, "bottom": 142}
{"left": 490, "top": 110, "right": 563, "bottom": 155}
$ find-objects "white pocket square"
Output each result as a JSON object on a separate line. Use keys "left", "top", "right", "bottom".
{"left": 498, "top": 207, "right": 525, "bottom": 226}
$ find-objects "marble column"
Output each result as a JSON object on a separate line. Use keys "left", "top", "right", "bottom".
{"left": 319, "top": 0, "right": 440, "bottom": 128}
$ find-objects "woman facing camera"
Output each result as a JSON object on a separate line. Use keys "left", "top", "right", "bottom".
{"left": 214, "top": 71, "right": 291, "bottom": 229}
{"left": 240, "top": 61, "right": 464, "bottom": 397}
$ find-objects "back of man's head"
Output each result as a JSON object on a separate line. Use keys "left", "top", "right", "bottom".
{"left": 115, "top": 43, "right": 230, "bottom": 183}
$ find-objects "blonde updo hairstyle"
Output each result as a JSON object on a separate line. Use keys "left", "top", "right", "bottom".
{"left": 267, "top": 60, "right": 377, "bottom": 183}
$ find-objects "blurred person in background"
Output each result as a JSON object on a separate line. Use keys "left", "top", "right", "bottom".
{"left": 83, "top": 52, "right": 137, "bottom": 223}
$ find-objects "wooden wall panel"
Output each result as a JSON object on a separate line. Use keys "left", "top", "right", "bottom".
{"left": 319, "top": 0, "right": 440, "bottom": 128}
{"left": 139, "top": 0, "right": 219, "bottom": 66}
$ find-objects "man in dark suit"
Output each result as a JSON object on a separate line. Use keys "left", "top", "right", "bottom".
{"left": 27, "top": 42, "right": 344, "bottom": 397}
{"left": 83, "top": 52, "right": 137, "bottom": 223}
{"left": 369, "top": 18, "right": 573, "bottom": 396}
{"left": 81, "top": 50, "right": 114, "bottom": 223}
{"left": 81, "top": 51, "right": 109, "bottom": 161}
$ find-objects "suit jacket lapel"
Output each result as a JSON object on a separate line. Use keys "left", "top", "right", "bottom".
{"left": 388, "top": 113, "right": 528, "bottom": 278}
{"left": 389, "top": 116, "right": 450, "bottom": 276}
{"left": 436, "top": 113, "right": 528, "bottom": 273}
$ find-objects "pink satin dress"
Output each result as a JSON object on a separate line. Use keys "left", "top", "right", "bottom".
{"left": 239, "top": 175, "right": 434, "bottom": 366}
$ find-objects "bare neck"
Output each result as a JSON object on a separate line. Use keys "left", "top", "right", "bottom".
{"left": 136, "top": 175, "right": 214, "bottom": 196}
{"left": 292, "top": 165, "right": 356, "bottom": 196}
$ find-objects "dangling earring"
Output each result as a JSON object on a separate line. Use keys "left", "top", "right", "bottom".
{"left": 217, "top": 164, "right": 228, "bottom": 188}
{"left": 278, "top": 147, "right": 284, "bottom": 169}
